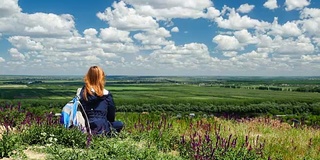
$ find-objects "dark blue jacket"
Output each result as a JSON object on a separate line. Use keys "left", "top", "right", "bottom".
{"left": 79, "top": 87, "right": 115, "bottom": 134}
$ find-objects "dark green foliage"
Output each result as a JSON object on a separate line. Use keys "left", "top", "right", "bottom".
{"left": 115, "top": 102, "right": 320, "bottom": 117}
{"left": 21, "top": 124, "right": 87, "bottom": 148}
{"left": 45, "top": 138, "right": 182, "bottom": 160}
{"left": 0, "top": 131, "right": 23, "bottom": 158}
{"left": 295, "top": 86, "right": 320, "bottom": 93}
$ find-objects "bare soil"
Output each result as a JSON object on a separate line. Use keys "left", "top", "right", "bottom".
{"left": 0, "top": 126, "right": 47, "bottom": 160}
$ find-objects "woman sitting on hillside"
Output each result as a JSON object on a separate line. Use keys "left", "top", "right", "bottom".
{"left": 79, "top": 65, "right": 123, "bottom": 134}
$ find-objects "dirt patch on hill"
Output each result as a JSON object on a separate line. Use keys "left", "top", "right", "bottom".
{"left": 0, "top": 149, "right": 47, "bottom": 160}
{"left": 1, "top": 126, "right": 47, "bottom": 159}
{"left": 23, "top": 148, "right": 47, "bottom": 160}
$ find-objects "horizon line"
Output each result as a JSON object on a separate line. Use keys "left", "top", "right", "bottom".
{"left": 0, "top": 74, "right": 320, "bottom": 77}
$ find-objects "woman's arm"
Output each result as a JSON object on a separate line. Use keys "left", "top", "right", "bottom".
{"left": 106, "top": 93, "right": 115, "bottom": 122}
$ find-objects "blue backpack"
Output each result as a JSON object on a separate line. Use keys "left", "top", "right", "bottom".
{"left": 61, "top": 88, "right": 91, "bottom": 134}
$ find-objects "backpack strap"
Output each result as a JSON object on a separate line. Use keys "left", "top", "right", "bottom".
{"left": 76, "top": 87, "right": 82, "bottom": 99}
{"left": 76, "top": 87, "right": 92, "bottom": 135}
{"left": 78, "top": 101, "right": 92, "bottom": 134}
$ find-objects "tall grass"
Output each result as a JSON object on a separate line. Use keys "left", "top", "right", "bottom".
{"left": 118, "top": 112, "right": 320, "bottom": 159}
{"left": 1, "top": 104, "right": 319, "bottom": 159}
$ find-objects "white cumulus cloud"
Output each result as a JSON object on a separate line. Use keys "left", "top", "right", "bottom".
{"left": 0, "top": 57, "right": 5, "bottom": 62}
{"left": 234, "top": 29, "right": 257, "bottom": 44}
{"left": 212, "top": 35, "right": 242, "bottom": 51}
{"left": 285, "top": 0, "right": 310, "bottom": 11}
{"left": 171, "top": 27, "right": 179, "bottom": 32}
{"left": 123, "top": 0, "right": 214, "bottom": 20}
{"left": 134, "top": 27, "right": 173, "bottom": 49}
{"left": 149, "top": 43, "right": 215, "bottom": 69}
{"left": 216, "top": 7, "right": 268, "bottom": 30}
{"left": 0, "top": 0, "right": 319, "bottom": 76}
{"left": 83, "top": 28, "right": 99, "bottom": 42}
{"left": 97, "top": 1, "right": 159, "bottom": 31}
{"left": 99, "top": 27, "right": 133, "bottom": 43}
{"left": 0, "top": 0, "right": 21, "bottom": 17}
{"left": 299, "top": 8, "right": 320, "bottom": 36}
{"left": 237, "top": 3, "right": 255, "bottom": 13}
{"left": 9, "top": 48, "right": 25, "bottom": 61}
{"left": 263, "top": 0, "right": 279, "bottom": 10}
{"left": 269, "top": 18, "right": 302, "bottom": 37}
{"left": 301, "top": 54, "right": 320, "bottom": 62}
{"left": 223, "top": 51, "right": 238, "bottom": 57}
{"left": 205, "top": 7, "right": 221, "bottom": 20}
{"left": 0, "top": 12, "right": 77, "bottom": 37}
{"left": 83, "top": 28, "right": 98, "bottom": 37}
{"left": 273, "top": 35, "right": 314, "bottom": 55}
{"left": 8, "top": 36, "right": 44, "bottom": 51}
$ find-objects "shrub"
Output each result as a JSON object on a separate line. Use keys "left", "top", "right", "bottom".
{"left": 0, "top": 131, "right": 24, "bottom": 158}
{"left": 21, "top": 124, "right": 87, "bottom": 148}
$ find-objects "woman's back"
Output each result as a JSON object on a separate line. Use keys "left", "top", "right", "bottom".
{"left": 80, "top": 66, "right": 122, "bottom": 135}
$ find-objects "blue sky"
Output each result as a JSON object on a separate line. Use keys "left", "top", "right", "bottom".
{"left": 0, "top": 0, "right": 319, "bottom": 76}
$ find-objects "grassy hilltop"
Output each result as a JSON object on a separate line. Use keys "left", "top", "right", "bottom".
{"left": 0, "top": 75, "right": 320, "bottom": 159}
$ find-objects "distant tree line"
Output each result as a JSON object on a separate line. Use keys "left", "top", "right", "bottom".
{"left": 295, "top": 86, "right": 320, "bottom": 93}
{"left": 4, "top": 80, "right": 43, "bottom": 84}
{"left": 2, "top": 99, "right": 319, "bottom": 116}
{"left": 221, "top": 85, "right": 320, "bottom": 92}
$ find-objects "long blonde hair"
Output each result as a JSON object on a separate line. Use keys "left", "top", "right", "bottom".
{"left": 83, "top": 66, "right": 105, "bottom": 100}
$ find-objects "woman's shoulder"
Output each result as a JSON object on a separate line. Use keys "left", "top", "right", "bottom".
{"left": 104, "top": 89, "right": 114, "bottom": 102}
{"left": 103, "top": 89, "right": 109, "bottom": 95}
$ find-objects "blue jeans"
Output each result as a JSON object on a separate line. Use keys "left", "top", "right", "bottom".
{"left": 110, "top": 121, "right": 124, "bottom": 132}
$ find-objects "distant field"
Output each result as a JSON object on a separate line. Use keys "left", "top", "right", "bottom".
{"left": 107, "top": 86, "right": 155, "bottom": 91}
{"left": 1, "top": 75, "right": 320, "bottom": 110}
{"left": 110, "top": 84, "right": 320, "bottom": 103}
{"left": 0, "top": 84, "right": 28, "bottom": 88}
{"left": 1, "top": 79, "right": 320, "bottom": 104}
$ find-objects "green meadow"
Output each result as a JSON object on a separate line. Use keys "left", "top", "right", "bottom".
{"left": 1, "top": 76, "right": 320, "bottom": 104}
{"left": 0, "top": 75, "right": 320, "bottom": 159}
{"left": 1, "top": 76, "right": 320, "bottom": 117}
